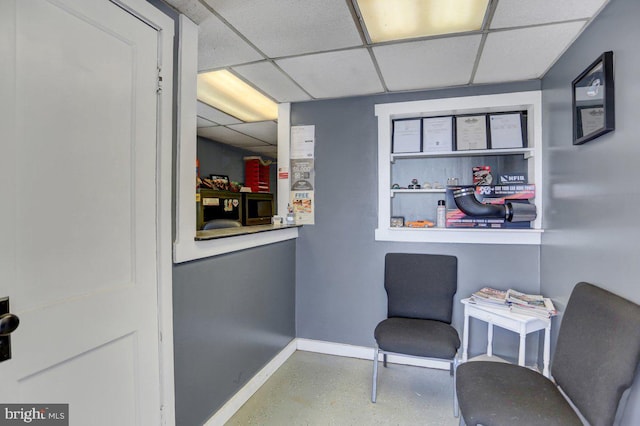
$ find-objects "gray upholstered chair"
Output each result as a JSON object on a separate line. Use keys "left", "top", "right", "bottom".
{"left": 456, "top": 282, "right": 640, "bottom": 426}
{"left": 372, "top": 253, "right": 460, "bottom": 414}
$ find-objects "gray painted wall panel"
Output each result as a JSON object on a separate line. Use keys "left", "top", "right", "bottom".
{"left": 292, "top": 82, "right": 543, "bottom": 363}
{"left": 172, "top": 241, "right": 296, "bottom": 426}
{"left": 541, "top": 0, "right": 640, "bottom": 423}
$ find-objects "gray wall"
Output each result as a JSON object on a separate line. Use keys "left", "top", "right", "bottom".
{"left": 172, "top": 240, "right": 296, "bottom": 425}
{"left": 291, "top": 81, "right": 545, "bottom": 362}
{"left": 540, "top": 0, "right": 640, "bottom": 423}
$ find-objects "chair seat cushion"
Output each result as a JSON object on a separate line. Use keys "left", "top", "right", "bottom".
{"left": 456, "top": 361, "right": 582, "bottom": 426}
{"left": 374, "top": 317, "right": 460, "bottom": 359}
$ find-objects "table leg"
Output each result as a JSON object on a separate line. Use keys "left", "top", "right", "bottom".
{"left": 518, "top": 323, "right": 526, "bottom": 366}
{"left": 543, "top": 322, "right": 551, "bottom": 377}
{"left": 487, "top": 321, "right": 493, "bottom": 357}
{"left": 462, "top": 310, "right": 469, "bottom": 362}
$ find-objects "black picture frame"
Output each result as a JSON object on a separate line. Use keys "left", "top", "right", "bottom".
{"left": 572, "top": 51, "right": 615, "bottom": 145}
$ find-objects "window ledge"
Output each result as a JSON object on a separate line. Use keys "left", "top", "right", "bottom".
{"left": 174, "top": 225, "right": 299, "bottom": 263}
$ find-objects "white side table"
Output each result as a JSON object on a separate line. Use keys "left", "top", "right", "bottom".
{"left": 461, "top": 298, "right": 552, "bottom": 377}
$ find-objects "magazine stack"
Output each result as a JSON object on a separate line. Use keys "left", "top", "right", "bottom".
{"left": 470, "top": 287, "right": 558, "bottom": 319}
{"left": 506, "top": 289, "right": 557, "bottom": 319}
{"left": 470, "top": 287, "right": 509, "bottom": 309}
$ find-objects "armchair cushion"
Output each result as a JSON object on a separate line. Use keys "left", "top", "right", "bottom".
{"left": 456, "top": 361, "right": 582, "bottom": 426}
{"left": 374, "top": 317, "right": 460, "bottom": 359}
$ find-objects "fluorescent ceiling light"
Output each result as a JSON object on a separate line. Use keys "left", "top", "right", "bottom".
{"left": 357, "top": 0, "right": 489, "bottom": 43}
{"left": 197, "top": 70, "right": 278, "bottom": 122}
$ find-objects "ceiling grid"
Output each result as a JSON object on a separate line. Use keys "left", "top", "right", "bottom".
{"left": 161, "top": 0, "right": 610, "bottom": 158}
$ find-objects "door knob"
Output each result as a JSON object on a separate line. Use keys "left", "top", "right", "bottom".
{"left": 0, "top": 297, "right": 18, "bottom": 362}
{"left": 0, "top": 313, "right": 19, "bottom": 336}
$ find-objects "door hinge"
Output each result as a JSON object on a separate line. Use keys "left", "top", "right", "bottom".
{"left": 157, "top": 67, "right": 163, "bottom": 94}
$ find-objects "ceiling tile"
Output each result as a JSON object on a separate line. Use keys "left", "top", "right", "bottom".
{"left": 197, "top": 101, "right": 242, "bottom": 125}
{"left": 203, "top": 0, "right": 362, "bottom": 57}
{"left": 198, "top": 126, "right": 270, "bottom": 147}
{"left": 232, "top": 61, "right": 311, "bottom": 103}
{"left": 197, "top": 117, "right": 217, "bottom": 128}
{"left": 474, "top": 22, "right": 586, "bottom": 84}
{"left": 373, "top": 35, "right": 482, "bottom": 91}
{"left": 276, "top": 49, "right": 384, "bottom": 99}
{"left": 162, "top": 0, "right": 211, "bottom": 24}
{"left": 198, "top": 14, "right": 263, "bottom": 70}
{"left": 491, "top": 0, "right": 609, "bottom": 29}
{"left": 227, "top": 121, "right": 278, "bottom": 144}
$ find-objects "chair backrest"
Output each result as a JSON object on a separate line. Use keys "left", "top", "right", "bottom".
{"left": 384, "top": 253, "right": 457, "bottom": 323}
{"left": 552, "top": 282, "right": 640, "bottom": 426}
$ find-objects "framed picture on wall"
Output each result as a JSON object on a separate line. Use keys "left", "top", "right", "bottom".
{"left": 572, "top": 51, "right": 615, "bottom": 145}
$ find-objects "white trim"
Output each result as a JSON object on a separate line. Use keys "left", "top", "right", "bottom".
{"left": 116, "top": 1, "right": 176, "bottom": 425}
{"left": 296, "top": 338, "right": 450, "bottom": 370}
{"left": 172, "top": 20, "right": 298, "bottom": 263}
{"left": 375, "top": 90, "right": 543, "bottom": 245}
{"left": 277, "top": 103, "right": 291, "bottom": 217}
{"left": 204, "top": 339, "right": 298, "bottom": 426}
{"left": 173, "top": 227, "right": 299, "bottom": 263}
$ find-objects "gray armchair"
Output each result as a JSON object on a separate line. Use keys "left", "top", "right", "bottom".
{"left": 456, "top": 282, "right": 640, "bottom": 426}
{"left": 372, "top": 253, "right": 460, "bottom": 415}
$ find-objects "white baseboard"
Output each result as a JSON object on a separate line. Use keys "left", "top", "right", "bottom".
{"left": 204, "top": 338, "right": 450, "bottom": 425}
{"left": 204, "top": 339, "right": 297, "bottom": 426}
{"left": 296, "top": 338, "right": 450, "bottom": 370}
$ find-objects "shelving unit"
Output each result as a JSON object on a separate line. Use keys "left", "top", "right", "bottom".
{"left": 375, "top": 91, "right": 543, "bottom": 245}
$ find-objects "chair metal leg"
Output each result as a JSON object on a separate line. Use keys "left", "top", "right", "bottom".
{"left": 453, "top": 354, "right": 460, "bottom": 418}
{"left": 383, "top": 353, "right": 387, "bottom": 367}
{"left": 371, "top": 345, "right": 379, "bottom": 403}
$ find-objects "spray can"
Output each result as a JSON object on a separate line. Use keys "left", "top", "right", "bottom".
{"left": 437, "top": 200, "right": 446, "bottom": 228}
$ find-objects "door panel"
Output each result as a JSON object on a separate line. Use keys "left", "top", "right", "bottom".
{"left": 0, "top": 0, "right": 162, "bottom": 424}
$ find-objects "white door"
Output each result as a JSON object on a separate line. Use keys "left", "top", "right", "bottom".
{"left": 0, "top": 0, "right": 163, "bottom": 424}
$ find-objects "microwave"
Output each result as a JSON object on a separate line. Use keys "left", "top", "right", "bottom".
{"left": 242, "top": 192, "right": 274, "bottom": 226}
{"left": 197, "top": 189, "right": 243, "bottom": 230}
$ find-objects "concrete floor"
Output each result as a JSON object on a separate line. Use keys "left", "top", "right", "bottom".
{"left": 226, "top": 351, "right": 459, "bottom": 425}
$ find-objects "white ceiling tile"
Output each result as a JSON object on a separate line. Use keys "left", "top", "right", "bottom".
{"left": 198, "top": 14, "right": 263, "bottom": 70}
{"left": 232, "top": 61, "right": 311, "bottom": 103}
{"left": 491, "top": 0, "right": 609, "bottom": 29}
{"left": 198, "top": 126, "right": 270, "bottom": 147}
{"left": 197, "top": 117, "right": 217, "bottom": 128}
{"left": 276, "top": 49, "right": 384, "bottom": 99}
{"left": 162, "top": 0, "right": 211, "bottom": 24}
{"left": 197, "top": 101, "right": 242, "bottom": 125}
{"left": 203, "top": 0, "right": 362, "bottom": 57}
{"left": 474, "top": 22, "right": 586, "bottom": 84}
{"left": 373, "top": 35, "right": 482, "bottom": 91}
{"left": 227, "top": 121, "right": 278, "bottom": 144}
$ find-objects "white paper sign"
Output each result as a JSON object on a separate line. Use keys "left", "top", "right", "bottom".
{"left": 392, "top": 119, "right": 421, "bottom": 153}
{"left": 422, "top": 116, "right": 453, "bottom": 152}
{"left": 489, "top": 113, "right": 524, "bottom": 149}
{"left": 456, "top": 115, "right": 487, "bottom": 150}
{"left": 291, "top": 125, "right": 315, "bottom": 159}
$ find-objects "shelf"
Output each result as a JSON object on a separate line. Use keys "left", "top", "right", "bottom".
{"left": 376, "top": 91, "right": 543, "bottom": 245}
{"left": 391, "top": 147, "right": 534, "bottom": 162}
{"left": 391, "top": 188, "right": 446, "bottom": 196}
{"left": 375, "top": 227, "right": 543, "bottom": 245}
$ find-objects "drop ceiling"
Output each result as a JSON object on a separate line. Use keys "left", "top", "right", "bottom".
{"left": 163, "top": 0, "right": 610, "bottom": 159}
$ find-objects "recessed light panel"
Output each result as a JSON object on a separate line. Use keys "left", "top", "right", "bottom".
{"left": 197, "top": 70, "right": 278, "bottom": 122}
{"left": 357, "top": 0, "right": 489, "bottom": 43}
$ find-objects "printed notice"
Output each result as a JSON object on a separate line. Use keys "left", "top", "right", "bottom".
{"left": 456, "top": 115, "right": 487, "bottom": 150}
{"left": 291, "top": 125, "right": 315, "bottom": 159}
{"left": 392, "top": 119, "right": 421, "bottom": 153}
{"left": 291, "top": 191, "right": 314, "bottom": 225}
{"left": 489, "top": 113, "right": 524, "bottom": 149}
{"left": 422, "top": 116, "right": 453, "bottom": 152}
